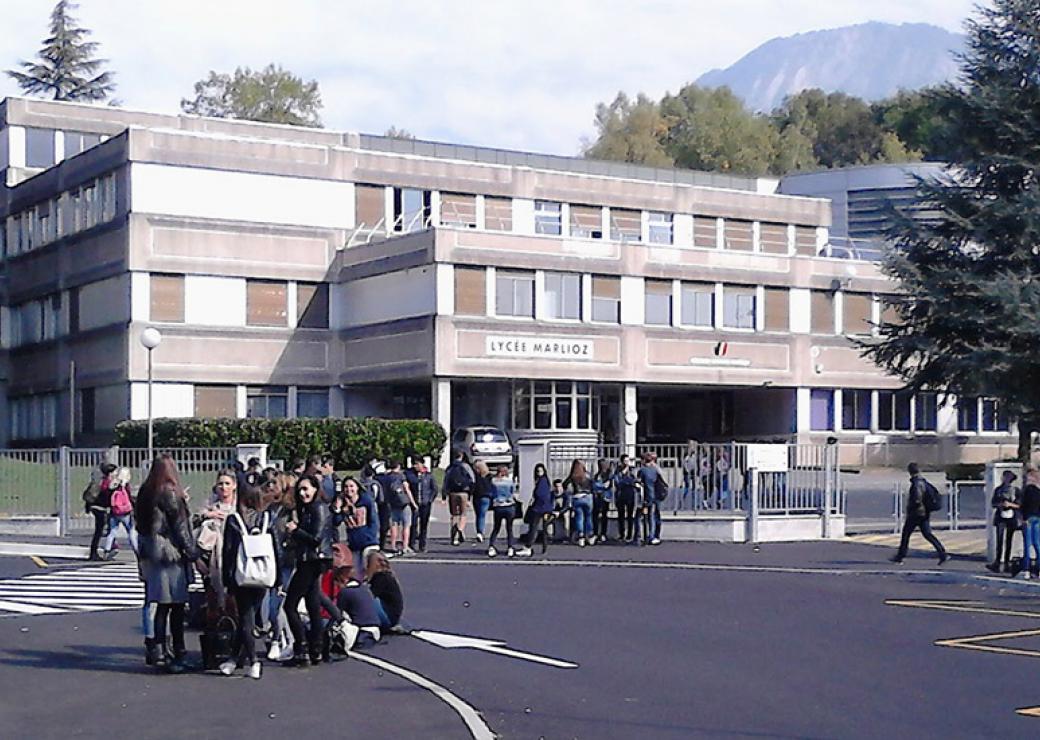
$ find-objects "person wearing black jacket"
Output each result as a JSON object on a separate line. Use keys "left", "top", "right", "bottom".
{"left": 890, "top": 462, "right": 947, "bottom": 565}
{"left": 405, "top": 459, "right": 439, "bottom": 552}
{"left": 988, "top": 470, "right": 1020, "bottom": 574}
{"left": 1019, "top": 469, "right": 1040, "bottom": 579}
{"left": 219, "top": 485, "right": 282, "bottom": 679}
{"left": 283, "top": 474, "right": 334, "bottom": 666}
{"left": 444, "top": 450, "right": 475, "bottom": 546}
{"left": 86, "top": 463, "right": 117, "bottom": 561}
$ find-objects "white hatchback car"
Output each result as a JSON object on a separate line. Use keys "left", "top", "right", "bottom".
{"left": 451, "top": 426, "right": 513, "bottom": 467}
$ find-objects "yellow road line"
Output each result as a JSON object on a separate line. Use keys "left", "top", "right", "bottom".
{"left": 1016, "top": 706, "right": 1040, "bottom": 717}
{"left": 886, "top": 599, "right": 1040, "bottom": 620}
{"left": 29, "top": 556, "right": 48, "bottom": 568}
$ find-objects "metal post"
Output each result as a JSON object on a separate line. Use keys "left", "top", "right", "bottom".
{"left": 822, "top": 443, "right": 834, "bottom": 539}
{"left": 748, "top": 467, "right": 760, "bottom": 544}
{"left": 58, "top": 446, "right": 70, "bottom": 537}
{"left": 147, "top": 347, "right": 154, "bottom": 460}
{"left": 68, "top": 360, "right": 76, "bottom": 447}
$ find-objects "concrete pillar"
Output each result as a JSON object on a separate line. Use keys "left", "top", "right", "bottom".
{"left": 795, "top": 388, "right": 812, "bottom": 434}
{"left": 622, "top": 384, "right": 638, "bottom": 452}
{"left": 937, "top": 395, "right": 958, "bottom": 435}
{"left": 433, "top": 378, "right": 452, "bottom": 468}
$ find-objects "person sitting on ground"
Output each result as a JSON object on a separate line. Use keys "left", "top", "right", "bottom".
{"left": 551, "top": 478, "right": 569, "bottom": 543}
{"left": 365, "top": 550, "right": 405, "bottom": 632}
{"left": 333, "top": 563, "right": 383, "bottom": 647}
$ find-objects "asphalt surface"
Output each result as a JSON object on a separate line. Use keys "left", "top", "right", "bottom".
{"left": 1, "top": 541, "right": 1039, "bottom": 739}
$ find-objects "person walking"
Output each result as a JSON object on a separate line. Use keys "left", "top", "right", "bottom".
{"left": 386, "top": 460, "right": 418, "bottom": 555}
{"left": 520, "top": 463, "right": 553, "bottom": 553}
{"left": 135, "top": 455, "right": 203, "bottom": 674}
{"left": 681, "top": 440, "right": 698, "bottom": 512}
{"left": 614, "top": 455, "right": 639, "bottom": 544}
{"left": 444, "top": 450, "right": 475, "bottom": 546}
{"left": 987, "top": 470, "right": 1020, "bottom": 574}
{"left": 890, "top": 462, "right": 948, "bottom": 565}
{"left": 219, "top": 485, "right": 281, "bottom": 679}
{"left": 565, "top": 459, "right": 595, "bottom": 547}
{"left": 85, "top": 463, "right": 116, "bottom": 561}
{"left": 1019, "top": 468, "right": 1040, "bottom": 579}
{"left": 283, "top": 474, "right": 335, "bottom": 667}
{"left": 102, "top": 467, "right": 139, "bottom": 559}
{"left": 487, "top": 465, "right": 523, "bottom": 558}
{"left": 638, "top": 452, "right": 664, "bottom": 546}
{"left": 591, "top": 458, "right": 613, "bottom": 544}
{"left": 405, "top": 458, "right": 439, "bottom": 552}
{"left": 471, "top": 460, "right": 494, "bottom": 544}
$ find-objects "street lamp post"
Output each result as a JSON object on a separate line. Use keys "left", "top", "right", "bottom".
{"left": 140, "top": 327, "right": 163, "bottom": 460}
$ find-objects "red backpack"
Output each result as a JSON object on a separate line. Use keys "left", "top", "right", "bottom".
{"left": 110, "top": 485, "right": 133, "bottom": 516}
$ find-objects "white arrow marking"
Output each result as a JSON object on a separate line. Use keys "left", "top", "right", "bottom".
{"left": 411, "top": 629, "right": 578, "bottom": 669}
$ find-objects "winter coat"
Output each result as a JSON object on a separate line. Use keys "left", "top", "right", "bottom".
{"left": 291, "top": 498, "right": 335, "bottom": 563}
{"left": 137, "top": 484, "right": 200, "bottom": 565}
{"left": 221, "top": 508, "right": 284, "bottom": 590}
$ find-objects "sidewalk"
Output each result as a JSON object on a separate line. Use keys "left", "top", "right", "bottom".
{"left": 847, "top": 529, "right": 987, "bottom": 559}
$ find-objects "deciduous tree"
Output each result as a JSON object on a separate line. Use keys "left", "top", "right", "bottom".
{"left": 181, "top": 64, "right": 323, "bottom": 127}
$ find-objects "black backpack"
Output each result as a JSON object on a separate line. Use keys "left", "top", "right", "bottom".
{"left": 389, "top": 476, "right": 410, "bottom": 509}
{"left": 922, "top": 479, "right": 942, "bottom": 512}
{"left": 653, "top": 472, "right": 670, "bottom": 502}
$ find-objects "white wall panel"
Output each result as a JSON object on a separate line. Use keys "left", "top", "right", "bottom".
{"left": 130, "top": 382, "right": 194, "bottom": 420}
{"left": 79, "top": 274, "right": 130, "bottom": 331}
{"left": 130, "top": 272, "right": 150, "bottom": 322}
{"left": 789, "top": 288, "right": 811, "bottom": 334}
{"left": 184, "top": 275, "right": 246, "bottom": 326}
{"left": 340, "top": 266, "right": 436, "bottom": 327}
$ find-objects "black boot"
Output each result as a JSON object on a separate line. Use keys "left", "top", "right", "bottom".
{"left": 144, "top": 638, "right": 161, "bottom": 666}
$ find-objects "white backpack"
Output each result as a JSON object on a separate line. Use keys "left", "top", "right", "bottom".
{"left": 233, "top": 512, "right": 277, "bottom": 588}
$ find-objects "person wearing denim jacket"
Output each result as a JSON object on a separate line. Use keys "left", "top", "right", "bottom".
{"left": 564, "top": 459, "right": 595, "bottom": 547}
{"left": 613, "top": 456, "right": 639, "bottom": 543}
{"left": 1019, "top": 469, "right": 1040, "bottom": 578}
{"left": 591, "top": 459, "right": 613, "bottom": 543}
{"left": 637, "top": 453, "right": 663, "bottom": 546}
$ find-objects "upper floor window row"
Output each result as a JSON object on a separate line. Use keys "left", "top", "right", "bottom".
{"left": 2, "top": 173, "right": 118, "bottom": 259}
{"left": 149, "top": 274, "right": 329, "bottom": 329}
{"left": 22, "top": 127, "right": 104, "bottom": 169}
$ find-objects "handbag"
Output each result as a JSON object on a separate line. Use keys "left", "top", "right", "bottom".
{"left": 199, "top": 615, "right": 237, "bottom": 670}
{"left": 233, "top": 512, "right": 277, "bottom": 589}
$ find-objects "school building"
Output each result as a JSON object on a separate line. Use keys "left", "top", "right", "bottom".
{"left": 0, "top": 97, "right": 1015, "bottom": 465}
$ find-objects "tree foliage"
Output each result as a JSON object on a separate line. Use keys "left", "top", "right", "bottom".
{"left": 384, "top": 126, "right": 416, "bottom": 139}
{"left": 859, "top": 0, "right": 1040, "bottom": 459}
{"left": 181, "top": 64, "right": 323, "bottom": 127}
{"left": 6, "top": 0, "right": 116, "bottom": 102}
{"left": 582, "top": 92, "right": 673, "bottom": 167}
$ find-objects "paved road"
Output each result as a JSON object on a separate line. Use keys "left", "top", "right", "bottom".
{"left": 1, "top": 542, "right": 1038, "bottom": 739}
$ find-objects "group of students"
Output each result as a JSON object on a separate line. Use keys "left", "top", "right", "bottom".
{"left": 988, "top": 465, "right": 1040, "bottom": 577}
{"left": 119, "top": 453, "right": 410, "bottom": 677}
{"left": 442, "top": 450, "right": 670, "bottom": 557}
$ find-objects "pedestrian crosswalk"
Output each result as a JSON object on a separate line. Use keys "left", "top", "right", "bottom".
{"left": 0, "top": 562, "right": 201, "bottom": 616}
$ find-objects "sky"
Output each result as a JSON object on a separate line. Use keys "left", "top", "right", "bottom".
{"left": 0, "top": 0, "right": 980, "bottom": 155}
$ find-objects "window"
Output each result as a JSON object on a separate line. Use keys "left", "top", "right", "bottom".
{"left": 439, "top": 193, "right": 477, "bottom": 228}
{"left": 569, "top": 205, "right": 602, "bottom": 239}
{"left": 795, "top": 226, "right": 818, "bottom": 256}
{"left": 194, "top": 385, "right": 237, "bottom": 418}
{"left": 981, "top": 398, "right": 1010, "bottom": 432}
{"left": 246, "top": 280, "right": 288, "bottom": 327}
{"left": 843, "top": 293, "right": 873, "bottom": 335}
{"left": 591, "top": 276, "right": 620, "bottom": 323}
{"left": 150, "top": 274, "right": 185, "bottom": 323}
{"left": 681, "top": 283, "right": 714, "bottom": 327}
{"left": 722, "top": 286, "right": 756, "bottom": 329}
{"left": 763, "top": 287, "right": 788, "bottom": 332}
{"left": 247, "top": 386, "right": 288, "bottom": 419}
{"left": 723, "top": 219, "right": 753, "bottom": 251}
{"left": 915, "top": 393, "right": 938, "bottom": 432}
{"left": 811, "top": 290, "right": 835, "bottom": 334}
{"left": 644, "top": 280, "right": 672, "bottom": 326}
{"left": 842, "top": 389, "right": 872, "bottom": 431}
{"left": 957, "top": 397, "right": 979, "bottom": 433}
{"left": 544, "top": 272, "right": 581, "bottom": 320}
{"left": 25, "top": 127, "right": 55, "bottom": 168}
{"left": 454, "top": 267, "right": 486, "bottom": 316}
{"left": 63, "top": 131, "right": 101, "bottom": 159}
{"left": 534, "top": 200, "right": 562, "bottom": 236}
{"left": 296, "top": 283, "right": 329, "bottom": 329}
{"left": 484, "top": 196, "right": 512, "bottom": 231}
{"left": 648, "top": 212, "right": 673, "bottom": 245}
{"left": 68, "top": 287, "right": 80, "bottom": 333}
{"left": 810, "top": 389, "right": 834, "bottom": 431}
{"left": 512, "top": 380, "right": 596, "bottom": 430}
{"left": 355, "top": 184, "right": 385, "bottom": 229}
{"left": 609, "top": 209, "right": 641, "bottom": 242}
{"left": 693, "top": 216, "right": 717, "bottom": 248}
{"left": 394, "top": 188, "right": 431, "bottom": 232}
{"left": 495, "top": 271, "right": 534, "bottom": 317}
{"left": 297, "top": 388, "right": 330, "bottom": 418}
{"left": 79, "top": 387, "right": 96, "bottom": 434}
{"left": 759, "top": 222, "right": 788, "bottom": 254}
{"left": 878, "top": 391, "right": 912, "bottom": 432}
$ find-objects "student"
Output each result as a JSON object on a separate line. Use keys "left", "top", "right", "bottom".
{"left": 333, "top": 563, "right": 383, "bottom": 647}
{"left": 406, "top": 458, "right": 439, "bottom": 552}
{"left": 444, "top": 450, "right": 475, "bottom": 546}
{"left": 521, "top": 463, "right": 553, "bottom": 552}
{"left": 86, "top": 463, "right": 116, "bottom": 561}
{"left": 1020, "top": 468, "right": 1040, "bottom": 579}
{"left": 319, "top": 454, "right": 339, "bottom": 503}
{"left": 614, "top": 455, "right": 638, "bottom": 544}
{"left": 565, "top": 459, "right": 594, "bottom": 547}
{"left": 284, "top": 474, "right": 335, "bottom": 666}
{"left": 591, "top": 458, "right": 613, "bottom": 544}
{"left": 487, "top": 465, "right": 526, "bottom": 558}
{"left": 264, "top": 473, "right": 297, "bottom": 662}
{"left": 681, "top": 440, "right": 698, "bottom": 511}
{"left": 102, "top": 467, "right": 138, "bottom": 558}
{"left": 219, "top": 485, "right": 281, "bottom": 679}
{"left": 890, "top": 462, "right": 948, "bottom": 565}
{"left": 136, "top": 455, "right": 202, "bottom": 674}
{"left": 471, "top": 460, "right": 493, "bottom": 543}
{"left": 366, "top": 550, "right": 405, "bottom": 631}
{"left": 336, "top": 476, "right": 380, "bottom": 579}
{"left": 637, "top": 452, "right": 663, "bottom": 546}
{"left": 988, "top": 470, "right": 1020, "bottom": 574}
{"left": 385, "top": 460, "right": 417, "bottom": 555}
{"left": 551, "top": 478, "right": 569, "bottom": 543}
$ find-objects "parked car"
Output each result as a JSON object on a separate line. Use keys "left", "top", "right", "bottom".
{"left": 451, "top": 426, "right": 513, "bottom": 466}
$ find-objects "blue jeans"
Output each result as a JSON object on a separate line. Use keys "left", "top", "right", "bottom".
{"left": 474, "top": 497, "right": 490, "bottom": 536}
{"left": 1023, "top": 517, "right": 1040, "bottom": 572}
{"left": 572, "top": 496, "right": 593, "bottom": 538}
{"left": 643, "top": 502, "right": 661, "bottom": 542}
{"left": 374, "top": 598, "right": 392, "bottom": 629}
{"left": 104, "top": 514, "right": 138, "bottom": 553}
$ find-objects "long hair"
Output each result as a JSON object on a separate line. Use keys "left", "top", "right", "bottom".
{"left": 533, "top": 463, "right": 547, "bottom": 482}
{"left": 567, "top": 458, "right": 588, "bottom": 484}
{"left": 293, "top": 474, "right": 323, "bottom": 509}
{"left": 135, "top": 455, "right": 182, "bottom": 535}
{"left": 365, "top": 550, "right": 393, "bottom": 580}
{"left": 237, "top": 484, "right": 260, "bottom": 517}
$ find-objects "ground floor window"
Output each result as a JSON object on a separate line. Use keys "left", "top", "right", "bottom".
{"left": 247, "top": 386, "right": 288, "bottom": 419}
{"left": 297, "top": 388, "right": 330, "bottom": 418}
{"left": 810, "top": 389, "right": 834, "bottom": 431}
{"left": 877, "top": 391, "right": 912, "bottom": 432}
{"left": 841, "top": 389, "right": 871, "bottom": 431}
{"left": 915, "top": 393, "right": 938, "bottom": 431}
{"left": 512, "top": 380, "right": 598, "bottom": 431}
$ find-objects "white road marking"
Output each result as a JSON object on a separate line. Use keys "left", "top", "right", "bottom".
{"left": 0, "top": 599, "right": 64, "bottom": 615}
{"left": 412, "top": 629, "right": 578, "bottom": 669}
{"left": 348, "top": 650, "right": 496, "bottom": 740}
{"left": 0, "top": 543, "right": 89, "bottom": 559}
{"left": 0, "top": 563, "right": 144, "bottom": 616}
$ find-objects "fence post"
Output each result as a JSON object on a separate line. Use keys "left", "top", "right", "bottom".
{"left": 822, "top": 443, "right": 834, "bottom": 539}
{"left": 892, "top": 483, "right": 903, "bottom": 535}
{"left": 58, "top": 446, "right": 70, "bottom": 537}
{"left": 747, "top": 467, "right": 760, "bottom": 544}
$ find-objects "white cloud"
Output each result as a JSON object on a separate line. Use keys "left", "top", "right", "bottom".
{"left": 0, "top": 0, "right": 978, "bottom": 153}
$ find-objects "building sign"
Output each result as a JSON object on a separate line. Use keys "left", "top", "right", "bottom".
{"left": 485, "top": 335, "right": 595, "bottom": 361}
{"left": 746, "top": 444, "right": 788, "bottom": 472}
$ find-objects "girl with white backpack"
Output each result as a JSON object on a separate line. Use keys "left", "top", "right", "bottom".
{"left": 219, "top": 485, "right": 282, "bottom": 679}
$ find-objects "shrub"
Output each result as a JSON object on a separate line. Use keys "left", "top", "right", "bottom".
{"left": 943, "top": 463, "right": 985, "bottom": 481}
{"left": 112, "top": 417, "right": 446, "bottom": 470}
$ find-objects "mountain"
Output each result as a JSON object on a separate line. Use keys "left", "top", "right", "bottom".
{"left": 696, "top": 22, "right": 964, "bottom": 113}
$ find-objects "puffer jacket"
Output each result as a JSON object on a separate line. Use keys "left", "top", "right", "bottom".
{"left": 291, "top": 498, "right": 335, "bottom": 563}
{"left": 220, "top": 508, "right": 283, "bottom": 590}
{"left": 138, "top": 485, "right": 200, "bottom": 565}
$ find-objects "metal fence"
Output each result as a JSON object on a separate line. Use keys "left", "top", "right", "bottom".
{"left": 890, "top": 479, "right": 988, "bottom": 533}
{"left": 0, "top": 446, "right": 238, "bottom": 534}
{"left": 546, "top": 441, "right": 844, "bottom": 517}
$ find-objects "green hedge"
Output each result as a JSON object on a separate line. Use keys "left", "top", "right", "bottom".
{"left": 113, "top": 417, "right": 446, "bottom": 470}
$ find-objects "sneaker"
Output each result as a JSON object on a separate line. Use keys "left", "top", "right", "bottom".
{"left": 476, "top": 533, "right": 484, "bottom": 543}
{"left": 507, "top": 547, "right": 516, "bottom": 558}
{"left": 578, "top": 537, "right": 586, "bottom": 548}
{"left": 888, "top": 556, "right": 904, "bottom": 564}
{"left": 487, "top": 546, "right": 498, "bottom": 558}
{"left": 588, "top": 536, "right": 597, "bottom": 546}
{"left": 1023, "top": 571, "right": 1033, "bottom": 580}
{"left": 219, "top": 659, "right": 237, "bottom": 676}
{"left": 403, "top": 547, "right": 415, "bottom": 555}
{"left": 515, "top": 547, "right": 533, "bottom": 557}
{"left": 650, "top": 537, "right": 662, "bottom": 546}
{"left": 248, "top": 661, "right": 262, "bottom": 680}
{"left": 938, "top": 553, "right": 949, "bottom": 565}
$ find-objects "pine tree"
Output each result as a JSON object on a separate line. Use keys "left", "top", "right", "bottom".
{"left": 861, "top": 0, "right": 1040, "bottom": 460}
{"left": 6, "top": 0, "right": 116, "bottom": 101}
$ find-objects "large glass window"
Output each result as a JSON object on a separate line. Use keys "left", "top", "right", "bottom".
{"left": 681, "top": 283, "right": 714, "bottom": 327}
{"left": 495, "top": 271, "right": 535, "bottom": 317}
{"left": 247, "top": 280, "right": 288, "bottom": 327}
{"left": 534, "top": 200, "right": 562, "bottom": 236}
{"left": 439, "top": 192, "right": 477, "bottom": 228}
{"left": 722, "top": 286, "right": 756, "bottom": 329}
{"left": 915, "top": 393, "right": 938, "bottom": 432}
{"left": 150, "top": 274, "right": 185, "bottom": 323}
{"left": 878, "top": 391, "right": 912, "bottom": 432}
{"left": 957, "top": 396, "right": 979, "bottom": 433}
{"left": 569, "top": 205, "right": 602, "bottom": 239}
{"left": 981, "top": 398, "right": 1010, "bottom": 432}
{"left": 609, "top": 208, "right": 641, "bottom": 242}
{"left": 644, "top": 280, "right": 672, "bottom": 326}
{"left": 484, "top": 196, "right": 512, "bottom": 231}
{"left": 247, "top": 386, "right": 288, "bottom": 419}
{"left": 648, "top": 212, "right": 673, "bottom": 245}
{"left": 512, "top": 381, "right": 596, "bottom": 431}
{"left": 296, "top": 283, "right": 329, "bottom": 329}
{"left": 842, "top": 390, "right": 872, "bottom": 431}
{"left": 544, "top": 272, "right": 581, "bottom": 320}
{"left": 194, "top": 385, "right": 237, "bottom": 418}
{"left": 591, "top": 276, "right": 620, "bottom": 323}
{"left": 810, "top": 389, "right": 834, "bottom": 431}
{"left": 297, "top": 388, "right": 330, "bottom": 418}
{"left": 63, "top": 131, "right": 102, "bottom": 159}
{"left": 25, "top": 127, "right": 55, "bottom": 168}
{"left": 394, "top": 188, "right": 431, "bottom": 232}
